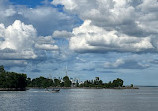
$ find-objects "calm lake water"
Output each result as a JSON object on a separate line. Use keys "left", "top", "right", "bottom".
{"left": 0, "top": 87, "right": 158, "bottom": 111}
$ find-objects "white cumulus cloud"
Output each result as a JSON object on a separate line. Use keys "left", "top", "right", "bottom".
{"left": 0, "top": 20, "right": 37, "bottom": 59}
{"left": 53, "top": 0, "right": 158, "bottom": 54}
{"left": 0, "top": 20, "right": 59, "bottom": 61}
{"left": 69, "top": 20, "right": 154, "bottom": 53}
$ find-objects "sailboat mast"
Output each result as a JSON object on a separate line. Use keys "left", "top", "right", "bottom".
{"left": 66, "top": 66, "right": 68, "bottom": 76}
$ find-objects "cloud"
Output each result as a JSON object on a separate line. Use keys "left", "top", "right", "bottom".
{"left": 52, "top": 0, "right": 158, "bottom": 37}
{"left": 0, "top": 0, "right": 158, "bottom": 81}
{"left": 82, "top": 68, "right": 95, "bottom": 71}
{"left": 150, "top": 59, "right": 158, "bottom": 64}
{"left": 0, "top": 0, "right": 19, "bottom": 25}
{"left": 0, "top": 8, "right": 16, "bottom": 17}
{"left": 52, "top": 0, "right": 137, "bottom": 33}
{"left": 136, "top": 0, "right": 158, "bottom": 34}
{"left": 0, "top": 20, "right": 37, "bottom": 60}
{"left": 0, "top": 60, "right": 28, "bottom": 67}
{"left": 52, "top": 0, "right": 158, "bottom": 54}
{"left": 52, "top": 0, "right": 78, "bottom": 10}
{"left": 18, "top": 6, "right": 79, "bottom": 35}
{"left": 69, "top": 20, "right": 154, "bottom": 53}
{"left": 0, "top": 0, "right": 80, "bottom": 36}
{"left": 104, "top": 58, "right": 149, "bottom": 69}
{"left": 0, "top": 0, "right": 16, "bottom": 17}
{"left": 35, "top": 36, "right": 58, "bottom": 50}
{"left": 1, "top": 20, "right": 36, "bottom": 50}
{"left": 98, "top": 71, "right": 116, "bottom": 74}
{"left": 0, "top": 0, "right": 80, "bottom": 70}
{"left": 74, "top": 62, "right": 96, "bottom": 71}
{"left": 35, "top": 44, "right": 58, "bottom": 51}
{"left": 31, "top": 69, "right": 41, "bottom": 73}
{"left": 0, "top": 49, "right": 37, "bottom": 60}
{"left": 0, "top": 20, "right": 59, "bottom": 64}
{"left": 52, "top": 30, "right": 73, "bottom": 38}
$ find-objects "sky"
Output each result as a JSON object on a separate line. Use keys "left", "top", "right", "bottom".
{"left": 0, "top": 0, "right": 158, "bottom": 86}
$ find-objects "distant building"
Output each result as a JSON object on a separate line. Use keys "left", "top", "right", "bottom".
{"left": 70, "top": 78, "right": 79, "bottom": 87}
{"left": 79, "top": 81, "right": 84, "bottom": 85}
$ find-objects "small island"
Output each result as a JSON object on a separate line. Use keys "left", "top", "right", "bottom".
{"left": 0, "top": 65, "right": 138, "bottom": 91}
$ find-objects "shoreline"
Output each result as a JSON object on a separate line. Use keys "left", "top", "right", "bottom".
{"left": 0, "top": 88, "right": 26, "bottom": 91}
{"left": 28, "top": 86, "right": 139, "bottom": 89}
{"left": 0, "top": 87, "right": 139, "bottom": 91}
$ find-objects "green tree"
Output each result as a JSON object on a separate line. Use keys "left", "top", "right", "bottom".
{"left": 54, "top": 78, "right": 60, "bottom": 87}
{"left": 0, "top": 67, "right": 27, "bottom": 90}
{"left": 31, "top": 76, "right": 54, "bottom": 88}
{"left": 0, "top": 65, "right": 5, "bottom": 74}
{"left": 112, "top": 78, "right": 124, "bottom": 87}
{"left": 63, "top": 76, "right": 71, "bottom": 87}
{"left": 26, "top": 77, "right": 32, "bottom": 87}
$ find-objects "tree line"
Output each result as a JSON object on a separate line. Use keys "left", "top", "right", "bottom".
{"left": 0, "top": 66, "right": 27, "bottom": 90}
{"left": 27, "top": 76, "right": 72, "bottom": 88}
{"left": 79, "top": 77, "right": 124, "bottom": 88}
{"left": 0, "top": 65, "right": 125, "bottom": 89}
{"left": 27, "top": 76, "right": 124, "bottom": 88}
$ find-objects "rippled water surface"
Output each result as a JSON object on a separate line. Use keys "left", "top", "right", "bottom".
{"left": 0, "top": 87, "right": 158, "bottom": 111}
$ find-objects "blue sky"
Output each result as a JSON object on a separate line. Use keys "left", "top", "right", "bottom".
{"left": 0, "top": 0, "right": 158, "bottom": 86}
{"left": 10, "top": 0, "right": 51, "bottom": 7}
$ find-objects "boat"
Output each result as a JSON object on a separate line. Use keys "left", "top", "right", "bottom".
{"left": 45, "top": 88, "right": 49, "bottom": 91}
{"left": 51, "top": 88, "right": 60, "bottom": 93}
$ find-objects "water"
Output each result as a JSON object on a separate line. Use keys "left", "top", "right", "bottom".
{"left": 0, "top": 87, "right": 158, "bottom": 111}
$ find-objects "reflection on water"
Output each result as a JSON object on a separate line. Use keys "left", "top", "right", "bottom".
{"left": 0, "top": 87, "right": 158, "bottom": 111}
